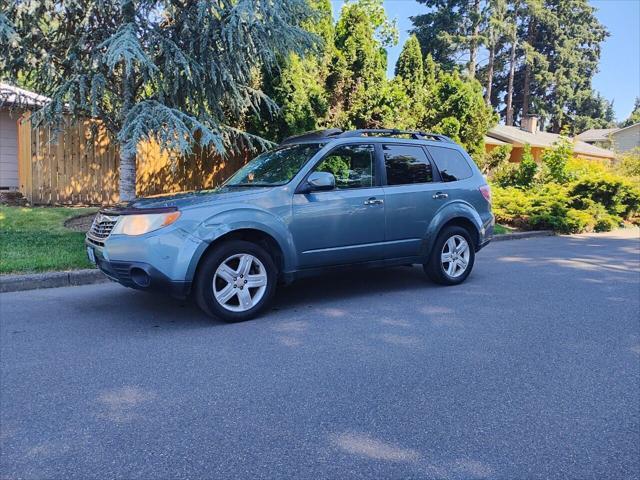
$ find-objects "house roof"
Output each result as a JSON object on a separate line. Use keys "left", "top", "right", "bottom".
{"left": 610, "top": 122, "right": 640, "bottom": 138}
{"left": 575, "top": 128, "right": 618, "bottom": 142}
{"left": 0, "top": 83, "right": 50, "bottom": 109}
{"left": 487, "top": 124, "right": 615, "bottom": 159}
{"left": 484, "top": 135, "right": 507, "bottom": 146}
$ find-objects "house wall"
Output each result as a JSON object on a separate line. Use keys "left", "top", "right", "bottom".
{"left": 611, "top": 124, "right": 640, "bottom": 153}
{"left": 485, "top": 143, "right": 610, "bottom": 164}
{"left": 0, "top": 110, "right": 19, "bottom": 190}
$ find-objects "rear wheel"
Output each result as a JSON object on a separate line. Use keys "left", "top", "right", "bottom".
{"left": 424, "top": 226, "right": 475, "bottom": 285}
{"left": 195, "top": 240, "right": 277, "bottom": 322}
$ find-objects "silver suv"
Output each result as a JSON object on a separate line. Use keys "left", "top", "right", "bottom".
{"left": 86, "top": 129, "right": 494, "bottom": 322}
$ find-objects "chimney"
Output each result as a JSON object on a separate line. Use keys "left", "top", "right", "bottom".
{"left": 521, "top": 114, "right": 539, "bottom": 134}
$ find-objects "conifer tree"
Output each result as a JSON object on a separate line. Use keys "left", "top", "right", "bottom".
{"left": 0, "top": 0, "right": 315, "bottom": 201}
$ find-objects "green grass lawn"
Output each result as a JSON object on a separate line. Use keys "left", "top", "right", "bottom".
{"left": 0, "top": 206, "right": 98, "bottom": 274}
{"left": 494, "top": 224, "right": 509, "bottom": 235}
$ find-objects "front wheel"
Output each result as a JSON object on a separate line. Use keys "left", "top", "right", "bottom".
{"left": 423, "top": 226, "right": 475, "bottom": 285}
{"left": 195, "top": 240, "right": 277, "bottom": 322}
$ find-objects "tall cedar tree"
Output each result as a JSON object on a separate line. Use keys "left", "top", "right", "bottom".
{"left": 0, "top": 0, "right": 315, "bottom": 200}
{"left": 411, "top": 0, "right": 483, "bottom": 77}
{"left": 251, "top": 0, "right": 334, "bottom": 141}
{"left": 413, "top": 0, "right": 610, "bottom": 132}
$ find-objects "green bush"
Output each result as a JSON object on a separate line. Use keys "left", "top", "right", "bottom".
{"left": 491, "top": 182, "right": 627, "bottom": 234}
{"left": 569, "top": 174, "right": 640, "bottom": 218}
{"left": 477, "top": 144, "right": 512, "bottom": 174}
{"left": 541, "top": 136, "right": 573, "bottom": 183}
{"left": 616, "top": 147, "right": 640, "bottom": 178}
{"left": 515, "top": 144, "right": 537, "bottom": 187}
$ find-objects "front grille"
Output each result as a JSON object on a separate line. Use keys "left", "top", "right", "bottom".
{"left": 86, "top": 213, "right": 119, "bottom": 246}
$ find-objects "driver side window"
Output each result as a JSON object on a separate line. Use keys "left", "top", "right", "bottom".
{"left": 314, "top": 144, "right": 376, "bottom": 189}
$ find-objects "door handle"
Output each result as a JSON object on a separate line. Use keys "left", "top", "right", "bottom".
{"left": 432, "top": 192, "right": 448, "bottom": 200}
{"left": 364, "top": 197, "right": 384, "bottom": 206}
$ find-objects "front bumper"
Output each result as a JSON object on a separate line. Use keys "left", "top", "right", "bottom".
{"left": 86, "top": 225, "right": 204, "bottom": 299}
{"left": 94, "top": 256, "right": 191, "bottom": 298}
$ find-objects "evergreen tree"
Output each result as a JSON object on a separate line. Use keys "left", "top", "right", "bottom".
{"left": 621, "top": 98, "right": 640, "bottom": 128}
{"left": 568, "top": 91, "right": 616, "bottom": 135}
{"left": 411, "top": 0, "right": 484, "bottom": 75}
{"left": 0, "top": 0, "right": 315, "bottom": 200}
{"left": 251, "top": 0, "right": 334, "bottom": 141}
{"left": 421, "top": 70, "right": 498, "bottom": 157}
{"left": 395, "top": 35, "right": 424, "bottom": 89}
{"left": 328, "top": 0, "right": 398, "bottom": 127}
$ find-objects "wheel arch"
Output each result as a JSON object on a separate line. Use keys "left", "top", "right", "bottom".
{"left": 190, "top": 228, "right": 287, "bottom": 286}
{"left": 422, "top": 203, "right": 483, "bottom": 257}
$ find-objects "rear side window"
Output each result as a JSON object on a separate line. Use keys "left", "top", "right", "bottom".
{"left": 383, "top": 145, "right": 433, "bottom": 185}
{"left": 428, "top": 146, "right": 473, "bottom": 182}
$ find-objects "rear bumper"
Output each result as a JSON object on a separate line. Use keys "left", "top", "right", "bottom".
{"left": 476, "top": 214, "right": 494, "bottom": 251}
{"left": 95, "top": 257, "right": 191, "bottom": 298}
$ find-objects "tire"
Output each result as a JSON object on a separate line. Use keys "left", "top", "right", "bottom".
{"left": 423, "top": 226, "right": 475, "bottom": 285}
{"left": 194, "top": 240, "right": 277, "bottom": 322}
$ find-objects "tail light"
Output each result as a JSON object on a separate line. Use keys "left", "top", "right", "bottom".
{"left": 479, "top": 184, "right": 491, "bottom": 203}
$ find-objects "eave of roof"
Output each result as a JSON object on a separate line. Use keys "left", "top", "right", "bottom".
{"left": 610, "top": 122, "right": 640, "bottom": 137}
{"left": 487, "top": 124, "right": 615, "bottom": 159}
{"left": 575, "top": 128, "right": 618, "bottom": 142}
{"left": 0, "top": 83, "right": 50, "bottom": 108}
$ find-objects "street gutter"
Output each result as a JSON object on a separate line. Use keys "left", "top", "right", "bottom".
{"left": 0, "top": 230, "right": 555, "bottom": 293}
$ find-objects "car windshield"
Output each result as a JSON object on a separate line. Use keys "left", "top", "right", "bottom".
{"left": 223, "top": 143, "right": 324, "bottom": 187}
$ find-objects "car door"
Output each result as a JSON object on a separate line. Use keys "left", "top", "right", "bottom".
{"left": 290, "top": 143, "right": 386, "bottom": 268}
{"left": 381, "top": 143, "right": 444, "bottom": 258}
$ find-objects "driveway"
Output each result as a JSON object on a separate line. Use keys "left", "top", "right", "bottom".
{"left": 1, "top": 229, "right": 639, "bottom": 479}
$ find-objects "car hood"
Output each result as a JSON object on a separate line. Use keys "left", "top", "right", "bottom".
{"left": 117, "top": 187, "right": 274, "bottom": 211}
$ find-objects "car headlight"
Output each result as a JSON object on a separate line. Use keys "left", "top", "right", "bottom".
{"left": 111, "top": 211, "right": 181, "bottom": 236}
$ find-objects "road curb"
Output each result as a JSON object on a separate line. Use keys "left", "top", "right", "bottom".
{"left": 0, "top": 269, "right": 109, "bottom": 293}
{"left": 493, "top": 230, "right": 554, "bottom": 242}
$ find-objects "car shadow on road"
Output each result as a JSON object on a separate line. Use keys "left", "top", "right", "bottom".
{"left": 272, "top": 265, "right": 436, "bottom": 311}
{"left": 86, "top": 266, "right": 435, "bottom": 328}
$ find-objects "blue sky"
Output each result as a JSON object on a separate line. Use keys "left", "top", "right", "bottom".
{"left": 331, "top": 0, "right": 640, "bottom": 121}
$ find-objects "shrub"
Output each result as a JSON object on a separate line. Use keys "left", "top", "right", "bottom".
{"left": 478, "top": 144, "right": 512, "bottom": 174}
{"left": 491, "top": 144, "right": 539, "bottom": 189}
{"left": 492, "top": 162, "right": 519, "bottom": 188}
{"left": 616, "top": 147, "right": 640, "bottom": 178}
{"left": 514, "top": 144, "right": 537, "bottom": 187}
{"left": 542, "top": 136, "right": 573, "bottom": 183}
{"left": 491, "top": 183, "right": 625, "bottom": 234}
{"left": 566, "top": 156, "right": 609, "bottom": 181}
{"left": 569, "top": 174, "right": 640, "bottom": 218}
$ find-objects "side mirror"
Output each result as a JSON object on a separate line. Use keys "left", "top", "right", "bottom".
{"left": 306, "top": 171, "right": 335, "bottom": 192}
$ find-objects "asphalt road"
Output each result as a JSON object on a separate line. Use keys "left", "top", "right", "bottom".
{"left": 1, "top": 230, "right": 639, "bottom": 480}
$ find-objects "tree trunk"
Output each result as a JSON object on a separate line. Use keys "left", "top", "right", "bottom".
{"left": 468, "top": 0, "right": 481, "bottom": 78}
{"left": 521, "top": 19, "right": 535, "bottom": 119}
{"left": 505, "top": 35, "right": 517, "bottom": 126}
{"left": 119, "top": 150, "right": 136, "bottom": 202}
{"left": 118, "top": 0, "right": 137, "bottom": 202}
{"left": 485, "top": 33, "right": 495, "bottom": 106}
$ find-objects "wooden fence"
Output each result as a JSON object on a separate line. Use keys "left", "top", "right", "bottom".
{"left": 17, "top": 114, "right": 251, "bottom": 205}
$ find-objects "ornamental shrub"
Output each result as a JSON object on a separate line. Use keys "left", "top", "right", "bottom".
{"left": 542, "top": 137, "right": 573, "bottom": 183}
{"left": 514, "top": 144, "right": 537, "bottom": 188}
{"left": 569, "top": 174, "right": 640, "bottom": 218}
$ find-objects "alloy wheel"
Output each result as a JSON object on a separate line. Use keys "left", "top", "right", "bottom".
{"left": 440, "top": 235, "right": 470, "bottom": 278}
{"left": 213, "top": 253, "right": 268, "bottom": 312}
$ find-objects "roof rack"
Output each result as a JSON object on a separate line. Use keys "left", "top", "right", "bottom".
{"left": 279, "top": 128, "right": 455, "bottom": 145}
{"left": 280, "top": 128, "right": 343, "bottom": 145}
{"left": 338, "top": 129, "right": 455, "bottom": 143}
